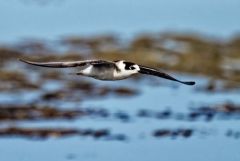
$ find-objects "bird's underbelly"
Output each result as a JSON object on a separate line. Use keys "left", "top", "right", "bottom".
{"left": 83, "top": 66, "right": 116, "bottom": 80}
{"left": 92, "top": 73, "right": 115, "bottom": 80}
{"left": 93, "top": 71, "right": 130, "bottom": 80}
{"left": 79, "top": 65, "right": 130, "bottom": 80}
{"left": 112, "top": 72, "right": 131, "bottom": 80}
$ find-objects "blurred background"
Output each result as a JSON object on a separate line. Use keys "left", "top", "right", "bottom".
{"left": 0, "top": 0, "right": 240, "bottom": 161}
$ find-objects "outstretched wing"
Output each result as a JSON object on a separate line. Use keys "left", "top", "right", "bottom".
{"left": 19, "top": 59, "right": 113, "bottom": 68}
{"left": 138, "top": 65, "right": 195, "bottom": 85}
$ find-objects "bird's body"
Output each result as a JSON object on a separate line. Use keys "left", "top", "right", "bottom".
{"left": 19, "top": 59, "right": 195, "bottom": 85}
{"left": 78, "top": 62, "right": 118, "bottom": 80}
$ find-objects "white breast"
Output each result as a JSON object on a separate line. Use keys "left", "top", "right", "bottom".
{"left": 82, "top": 65, "right": 93, "bottom": 75}
{"left": 113, "top": 70, "right": 133, "bottom": 79}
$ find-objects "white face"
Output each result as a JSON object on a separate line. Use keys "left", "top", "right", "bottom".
{"left": 114, "top": 60, "right": 140, "bottom": 79}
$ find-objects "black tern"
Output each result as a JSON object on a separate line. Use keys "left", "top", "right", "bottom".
{"left": 19, "top": 59, "right": 195, "bottom": 85}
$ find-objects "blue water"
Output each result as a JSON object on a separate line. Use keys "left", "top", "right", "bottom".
{"left": 1, "top": 136, "right": 239, "bottom": 161}
{"left": 0, "top": 0, "right": 240, "bottom": 43}
{"left": 0, "top": 76, "right": 240, "bottom": 161}
{"left": 0, "top": 1, "right": 240, "bottom": 160}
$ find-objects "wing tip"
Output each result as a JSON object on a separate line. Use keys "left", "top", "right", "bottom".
{"left": 184, "top": 81, "right": 196, "bottom": 86}
{"left": 19, "top": 58, "right": 29, "bottom": 64}
{"left": 19, "top": 58, "right": 35, "bottom": 65}
{"left": 19, "top": 58, "right": 26, "bottom": 62}
{"left": 19, "top": 58, "right": 47, "bottom": 67}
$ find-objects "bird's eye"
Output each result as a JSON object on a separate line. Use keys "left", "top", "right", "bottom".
{"left": 130, "top": 66, "right": 135, "bottom": 70}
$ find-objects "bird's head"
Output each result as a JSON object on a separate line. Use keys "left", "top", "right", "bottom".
{"left": 115, "top": 60, "right": 140, "bottom": 75}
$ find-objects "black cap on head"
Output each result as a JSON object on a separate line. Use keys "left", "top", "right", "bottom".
{"left": 123, "top": 62, "right": 136, "bottom": 70}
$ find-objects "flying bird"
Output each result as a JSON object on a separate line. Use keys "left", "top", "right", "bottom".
{"left": 19, "top": 59, "right": 195, "bottom": 85}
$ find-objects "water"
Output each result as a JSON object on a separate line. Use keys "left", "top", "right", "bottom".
{"left": 1, "top": 137, "right": 239, "bottom": 161}
{"left": 0, "top": 0, "right": 240, "bottom": 43}
{"left": 0, "top": 1, "right": 240, "bottom": 160}
{"left": 0, "top": 75, "right": 240, "bottom": 161}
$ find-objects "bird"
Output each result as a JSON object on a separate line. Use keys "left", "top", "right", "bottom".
{"left": 19, "top": 59, "right": 195, "bottom": 85}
